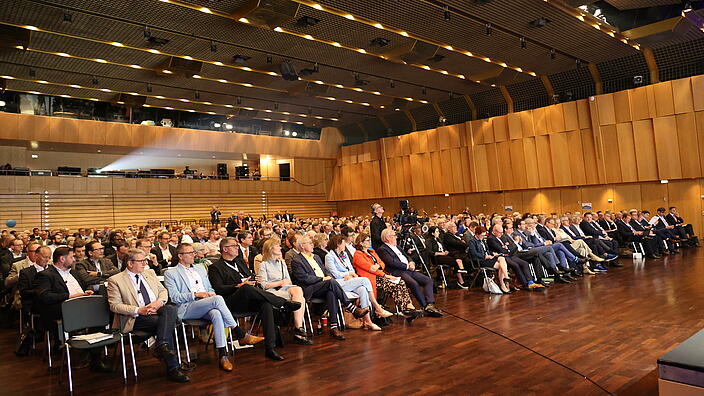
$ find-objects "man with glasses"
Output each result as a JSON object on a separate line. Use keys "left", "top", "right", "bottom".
{"left": 370, "top": 203, "right": 386, "bottom": 250}
{"left": 164, "top": 243, "right": 244, "bottom": 373}
{"left": 209, "top": 237, "right": 295, "bottom": 361}
{"left": 107, "top": 249, "right": 189, "bottom": 383}
{"left": 152, "top": 232, "right": 179, "bottom": 269}
{"left": 6, "top": 241, "right": 41, "bottom": 310}
{"left": 136, "top": 238, "right": 162, "bottom": 275}
{"left": 75, "top": 240, "right": 119, "bottom": 289}
{"left": 376, "top": 229, "right": 443, "bottom": 317}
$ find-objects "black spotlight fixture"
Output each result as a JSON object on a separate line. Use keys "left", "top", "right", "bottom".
{"left": 146, "top": 84, "right": 153, "bottom": 93}
{"left": 300, "top": 65, "right": 318, "bottom": 76}
{"left": 529, "top": 17, "right": 551, "bottom": 28}
{"left": 274, "top": 102, "right": 279, "bottom": 110}
{"left": 233, "top": 54, "right": 251, "bottom": 64}
{"left": 444, "top": 6, "right": 451, "bottom": 21}
{"left": 308, "top": 107, "right": 312, "bottom": 115}
{"left": 143, "top": 26, "right": 151, "bottom": 39}
{"left": 28, "top": 69, "right": 36, "bottom": 77}
{"left": 389, "top": 79, "right": 395, "bottom": 88}
{"left": 550, "top": 48, "right": 556, "bottom": 60}
{"left": 266, "top": 54, "right": 273, "bottom": 64}
{"left": 575, "top": 59, "right": 582, "bottom": 68}
{"left": 210, "top": 41, "right": 218, "bottom": 52}
{"left": 633, "top": 75, "right": 643, "bottom": 85}
{"left": 236, "top": 96, "right": 242, "bottom": 105}
{"left": 195, "top": 90, "right": 200, "bottom": 99}
{"left": 63, "top": 12, "right": 73, "bottom": 22}
{"left": 297, "top": 15, "right": 320, "bottom": 27}
{"left": 92, "top": 77, "right": 99, "bottom": 85}
{"left": 147, "top": 36, "right": 169, "bottom": 46}
{"left": 430, "top": 54, "right": 445, "bottom": 63}
{"left": 485, "top": 23, "right": 492, "bottom": 35}
{"left": 520, "top": 36, "right": 526, "bottom": 49}
{"left": 370, "top": 37, "right": 390, "bottom": 47}
{"left": 422, "top": 86, "right": 427, "bottom": 95}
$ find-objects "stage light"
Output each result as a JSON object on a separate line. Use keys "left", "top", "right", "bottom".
{"left": 233, "top": 54, "right": 251, "bottom": 64}
{"left": 444, "top": 6, "right": 451, "bottom": 21}
{"left": 292, "top": 131, "right": 298, "bottom": 136}
{"left": 370, "top": 37, "right": 390, "bottom": 47}
{"left": 0, "top": 100, "right": 5, "bottom": 107}
{"left": 297, "top": 16, "right": 320, "bottom": 27}
{"left": 210, "top": 42, "right": 217, "bottom": 52}
{"left": 550, "top": 49, "right": 556, "bottom": 60}
{"left": 485, "top": 23, "right": 492, "bottom": 35}
{"left": 520, "top": 37, "right": 526, "bottom": 49}
{"left": 284, "top": 130, "right": 290, "bottom": 136}
{"left": 224, "top": 123, "right": 233, "bottom": 130}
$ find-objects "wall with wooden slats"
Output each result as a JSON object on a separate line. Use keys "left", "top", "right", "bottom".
{"left": 0, "top": 113, "right": 343, "bottom": 159}
{"left": 330, "top": 76, "right": 704, "bottom": 203}
{"left": 336, "top": 179, "right": 704, "bottom": 240}
{"left": 0, "top": 176, "right": 336, "bottom": 230}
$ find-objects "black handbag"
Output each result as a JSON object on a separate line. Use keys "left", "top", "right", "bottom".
{"left": 14, "top": 327, "right": 35, "bottom": 356}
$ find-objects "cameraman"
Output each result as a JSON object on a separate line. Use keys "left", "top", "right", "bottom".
{"left": 370, "top": 203, "right": 386, "bottom": 249}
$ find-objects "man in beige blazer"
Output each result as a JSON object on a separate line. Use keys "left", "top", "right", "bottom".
{"left": 107, "top": 248, "right": 189, "bottom": 383}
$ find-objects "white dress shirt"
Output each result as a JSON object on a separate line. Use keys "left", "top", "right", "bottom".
{"left": 180, "top": 265, "right": 206, "bottom": 293}
{"left": 386, "top": 244, "right": 409, "bottom": 267}
{"left": 160, "top": 245, "right": 172, "bottom": 262}
{"left": 128, "top": 270, "right": 157, "bottom": 315}
{"left": 56, "top": 267, "right": 84, "bottom": 296}
{"left": 32, "top": 263, "right": 45, "bottom": 272}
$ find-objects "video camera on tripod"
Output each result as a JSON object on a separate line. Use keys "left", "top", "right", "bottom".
{"left": 393, "top": 200, "right": 430, "bottom": 233}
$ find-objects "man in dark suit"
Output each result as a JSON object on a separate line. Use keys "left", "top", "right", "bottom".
{"left": 75, "top": 240, "right": 120, "bottom": 289}
{"left": 376, "top": 229, "right": 442, "bottom": 317}
{"left": 151, "top": 232, "right": 178, "bottom": 269}
{"left": 370, "top": 203, "right": 386, "bottom": 250}
{"left": 536, "top": 218, "right": 583, "bottom": 259}
{"left": 290, "top": 235, "right": 368, "bottom": 340}
{"left": 106, "top": 242, "right": 130, "bottom": 271}
{"left": 237, "top": 231, "right": 258, "bottom": 272}
{"left": 35, "top": 247, "right": 111, "bottom": 372}
{"left": 666, "top": 207, "right": 699, "bottom": 246}
{"left": 408, "top": 226, "right": 432, "bottom": 271}
{"left": 487, "top": 224, "right": 544, "bottom": 290}
{"left": 0, "top": 235, "right": 15, "bottom": 280}
{"left": 442, "top": 222, "right": 471, "bottom": 266}
{"left": 579, "top": 213, "right": 619, "bottom": 254}
{"left": 17, "top": 244, "right": 51, "bottom": 317}
{"left": 562, "top": 218, "right": 608, "bottom": 258}
{"left": 641, "top": 210, "right": 678, "bottom": 253}
{"left": 209, "top": 237, "right": 303, "bottom": 361}
{"left": 615, "top": 212, "right": 661, "bottom": 258}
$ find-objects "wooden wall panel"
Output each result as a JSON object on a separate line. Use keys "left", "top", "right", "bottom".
{"left": 437, "top": 127, "right": 451, "bottom": 150}
{"left": 632, "top": 119, "right": 659, "bottom": 181}
{"left": 613, "top": 183, "right": 642, "bottom": 212}
{"left": 615, "top": 123, "right": 638, "bottom": 182}
{"left": 508, "top": 113, "right": 523, "bottom": 140}
{"left": 563, "top": 101, "right": 579, "bottom": 131}
{"left": 535, "top": 135, "right": 555, "bottom": 187}
{"left": 565, "top": 130, "right": 587, "bottom": 186}
{"left": 597, "top": 93, "right": 616, "bottom": 125}
{"left": 483, "top": 119, "right": 495, "bottom": 143}
{"left": 580, "top": 129, "right": 600, "bottom": 184}
{"left": 430, "top": 151, "right": 445, "bottom": 194}
{"left": 613, "top": 90, "right": 632, "bottom": 123}
{"left": 409, "top": 154, "right": 426, "bottom": 196}
{"left": 693, "top": 75, "right": 704, "bottom": 111}
{"left": 473, "top": 145, "right": 490, "bottom": 191}
{"left": 675, "top": 113, "right": 701, "bottom": 178}
{"left": 640, "top": 181, "right": 669, "bottom": 214}
{"left": 697, "top": 112, "right": 704, "bottom": 175}
{"left": 450, "top": 148, "right": 464, "bottom": 193}
{"left": 469, "top": 120, "right": 483, "bottom": 145}
{"left": 547, "top": 104, "right": 566, "bottom": 133}
{"left": 548, "top": 132, "right": 572, "bottom": 186}
{"left": 521, "top": 190, "right": 542, "bottom": 213}
{"left": 492, "top": 116, "right": 509, "bottom": 142}
{"left": 485, "top": 144, "right": 502, "bottom": 191}
{"left": 541, "top": 189, "right": 562, "bottom": 214}
{"left": 0, "top": 112, "right": 19, "bottom": 140}
{"left": 630, "top": 86, "right": 652, "bottom": 121}
{"left": 522, "top": 138, "right": 540, "bottom": 189}
{"left": 502, "top": 191, "right": 522, "bottom": 213}
{"left": 653, "top": 116, "right": 683, "bottom": 180}
{"left": 509, "top": 140, "right": 528, "bottom": 189}
{"left": 667, "top": 180, "right": 702, "bottom": 242}
{"left": 520, "top": 111, "right": 535, "bottom": 137}
{"left": 672, "top": 78, "right": 694, "bottom": 114}
{"left": 581, "top": 185, "right": 614, "bottom": 212}
{"left": 496, "top": 141, "right": 514, "bottom": 190}
{"left": 427, "top": 129, "right": 439, "bottom": 152}
{"left": 654, "top": 81, "right": 675, "bottom": 117}
{"left": 560, "top": 188, "right": 581, "bottom": 213}
{"left": 533, "top": 108, "right": 548, "bottom": 136}
{"left": 576, "top": 99, "right": 591, "bottom": 130}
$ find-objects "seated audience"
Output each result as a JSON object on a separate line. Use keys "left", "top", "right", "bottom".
{"left": 237, "top": 231, "right": 257, "bottom": 272}
{"left": 163, "top": 243, "right": 243, "bottom": 372}
{"left": 106, "top": 248, "right": 189, "bottom": 383}
{"left": 666, "top": 206, "right": 699, "bottom": 246}
{"left": 376, "top": 229, "right": 443, "bottom": 317}
{"left": 290, "top": 235, "right": 370, "bottom": 340}
{"left": 107, "top": 241, "right": 130, "bottom": 271}
{"left": 75, "top": 240, "right": 120, "bottom": 288}
{"left": 468, "top": 226, "right": 512, "bottom": 293}
{"left": 152, "top": 232, "right": 179, "bottom": 269}
{"left": 486, "top": 224, "right": 544, "bottom": 291}
{"left": 258, "top": 238, "right": 312, "bottom": 345}
{"left": 312, "top": 232, "right": 329, "bottom": 263}
{"left": 426, "top": 226, "right": 467, "bottom": 289}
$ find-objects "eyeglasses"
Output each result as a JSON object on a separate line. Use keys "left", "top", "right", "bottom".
{"left": 179, "top": 251, "right": 196, "bottom": 255}
{"left": 222, "top": 244, "right": 237, "bottom": 249}
{"left": 130, "top": 259, "right": 148, "bottom": 263}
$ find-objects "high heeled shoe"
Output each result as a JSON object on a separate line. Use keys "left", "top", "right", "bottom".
{"left": 375, "top": 309, "right": 394, "bottom": 318}
{"left": 364, "top": 322, "right": 382, "bottom": 331}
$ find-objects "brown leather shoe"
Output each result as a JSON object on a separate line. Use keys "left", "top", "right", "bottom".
{"left": 240, "top": 334, "right": 265, "bottom": 345}
{"left": 351, "top": 306, "right": 370, "bottom": 319}
{"left": 330, "top": 327, "right": 346, "bottom": 340}
{"left": 219, "top": 356, "right": 233, "bottom": 372}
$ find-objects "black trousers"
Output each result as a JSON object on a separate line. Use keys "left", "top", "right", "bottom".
{"left": 305, "top": 279, "right": 351, "bottom": 328}
{"left": 558, "top": 241, "right": 581, "bottom": 258}
{"left": 504, "top": 256, "right": 532, "bottom": 284}
{"left": 398, "top": 270, "right": 435, "bottom": 307}
{"left": 133, "top": 304, "right": 179, "bottom": 370}
{"left": 582, "top": 237, "right": 605, "bottom": 256}
{"left": 224, "top": 284, "right": 286, "bottom": 350}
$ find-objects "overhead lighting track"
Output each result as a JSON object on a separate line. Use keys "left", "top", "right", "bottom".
{"left": 3, "top": 23, "right": 433, "bottom": 105}
{"left": 154, "top": 0, "right": 517, "bottom": 83}
{"left": 1, "top": 74, "right": 340, "bottom": 121}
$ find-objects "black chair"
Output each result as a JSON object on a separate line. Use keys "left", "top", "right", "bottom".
{"left": 60, "top": 295, "right": 126, "bottom": 393}
{"left": 468, "top": 258, "right": 498, "bottom": 288}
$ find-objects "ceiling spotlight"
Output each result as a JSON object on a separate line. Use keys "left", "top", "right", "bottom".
{"left": 520, "top": 37, "right": 526, "bottom": 49}
{"left": 422, "top": 87, "right": 427, "bottom": 95}
{"left": 195, "top": 90, "right": 200, "bottom": 99}
{"left": 146, "top": 84, "right": 153, "bottom": 93}
{"left": 236, "top": 97, "right": 242, "bottom": 105}
{"left": 63, "top": 12, "right": 73, "bottom": 22}
{"left": 292, "top": 131, "right": 298, "bottom": 137}
{"left": 266, "top": 54, "right": 273, "bottom": 64}
{"left": 284, "top": 130, "right": 290, "bottom": 136}
{"left": 29, "top": 69, "right": 36, "bottom": 77}
{"left": 274, "top": 103, "right": 279, "bottom": 110}
{"left": 389, "top": 79, "right": 395, "bottom": 88}
{"left": 550, "top": 49, "right": 556, "bottom": 60}
{"left": 0, "top": 100, "right": 5, "bottom": 107}
{"left": 485, "top": 23, "right": 492, "bottom": 35}
{"left": 92, "top": 77, "right": 99, "bottom": 85}
{"left": 146, "top": 36, "right": 169, "bottom": 46}
{"left": 213, "top": 122, "right": 221, "bottom": 128}
{"left": 575, "top": 59, "right": 582, "bottom": 68}
{"left": 297, "top": 15, "right": 320, "bottom": 27}
{"left": 210, "top": 42, "right": 218, "bottom": 52}
{"left": 444, "top": 6, "right": 451, "bottom": 21}
{"left": 370, "top": 37, "right": 390, "bottom": 47}
{"left": 233, "top": 54, "right": 251, "bottom": 64}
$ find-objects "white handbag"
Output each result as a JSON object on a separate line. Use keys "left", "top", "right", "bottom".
{"left": 482, "top": 276, "right": 503, "bottom": 294}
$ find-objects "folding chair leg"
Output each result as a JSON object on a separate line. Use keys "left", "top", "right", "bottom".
{"left": 120, "top": 336, "right": 127, "bottom": 384}
{"left": 47, "top": 331, "right": 52, "bottom": 369}
{"left": 128, "top": 334, "right": 137, "bottom": 379}
{"left": 304, "top": 303, "right": 313, "bottom": 335}
{"left": 438, "top": 266, "right": 448, "bottom": 288}
{"left": 337, "top": 300, "right": 345, "bottom": 329}
{"left": 181, "top": 324, "right": 191, "bottom": 363}
{"left": 228, "top": 328, "right": 234, "bottom": 356}
{"left": 173, "top": 328, "right": 182, "bottom": 365}
{"left": 66, "top": 345, "right": 73, "bottom": 393}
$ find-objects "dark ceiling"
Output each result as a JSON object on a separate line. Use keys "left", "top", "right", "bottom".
{"left": 0, "top": 0, "right": 702, "bottom": 141}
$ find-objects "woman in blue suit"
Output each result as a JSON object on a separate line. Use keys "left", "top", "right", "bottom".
{"left": 324, "top": 235, "right": 389, "bottom": 331}
{"left": 468, "top": 226, "right": 511, "bottom": 294}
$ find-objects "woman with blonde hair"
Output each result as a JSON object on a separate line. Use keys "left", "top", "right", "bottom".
{"left": 259, "top": 238, "right": 312, "bottom": 345}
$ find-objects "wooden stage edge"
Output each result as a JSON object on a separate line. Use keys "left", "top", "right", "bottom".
{"left": 2, "top": 248, "right": 704, "bottom": 396}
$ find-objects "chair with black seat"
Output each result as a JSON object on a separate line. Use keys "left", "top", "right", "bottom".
{"left": 468, "top": 257, "right": 498, "bottom": 288}
{"left": 60, "top": 295, "right": 127, "bottom": 393}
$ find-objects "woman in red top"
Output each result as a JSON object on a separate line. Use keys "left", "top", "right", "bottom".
{"left": 352, "top": 232, "right": 416, "bottom": 315}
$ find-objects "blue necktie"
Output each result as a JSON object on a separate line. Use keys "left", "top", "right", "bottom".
{"left": 136, "top": 275, "right": 151, "bottom": 305}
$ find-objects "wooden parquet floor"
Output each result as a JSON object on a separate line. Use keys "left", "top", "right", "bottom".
{"left": 2, "top": 248, "right": 703, "bottom": 396}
